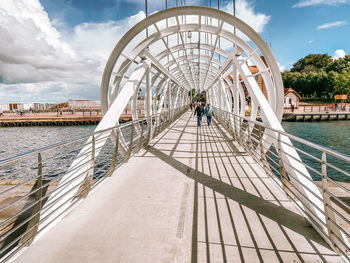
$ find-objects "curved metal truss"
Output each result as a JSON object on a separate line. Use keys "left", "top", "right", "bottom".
{"left": 97, "top": 6, "right": 350, "bottom": 254}
{"left": 101, "top": 6, "right": 284, "bottom": 128}
{"left": 36, "top": 7, "right": 349, "bottom": 256}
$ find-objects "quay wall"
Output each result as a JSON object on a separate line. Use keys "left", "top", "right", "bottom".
{"left": 283, "top": 112, "right": 350, "bottom": 122}
{"left": 0, "top": 114, "right": 140, "bottom": 127}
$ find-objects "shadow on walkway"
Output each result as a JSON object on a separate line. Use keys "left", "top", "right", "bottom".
{"left": 144, "top": 112, "right": 336, "bottom": 263}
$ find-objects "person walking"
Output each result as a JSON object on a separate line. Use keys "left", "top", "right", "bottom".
{"left": 194, "top": 102, "right": 204, "bottom": 126}
{"left": 204, "top": 103, "right": 215, "bottom": 126}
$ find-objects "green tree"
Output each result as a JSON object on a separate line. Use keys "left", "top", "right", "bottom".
{"left": 332, "top": 70, "right": 350, "bottom": 96}
{"left": 325, "top": 55, "right": 350, "bottom": 73}
{"left": 282, "top": 71, "right": 334, "bottom": 97}
{"left": 290, "top": 54, "right": 332, "bottom": 73}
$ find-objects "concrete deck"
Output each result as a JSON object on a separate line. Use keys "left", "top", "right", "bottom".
{"left": 14, "top": 111, "right": 342, "bottom": 262}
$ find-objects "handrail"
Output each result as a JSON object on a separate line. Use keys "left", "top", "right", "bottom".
{"left": 0, "top": 115, "right": 155, "bottom": 166}
{"left": 213, "top": 107, "right": 350, "bottom": 261}
{"left": 221, "top": 108, "right": 350, "bottom": 162}
{"left": 0, "top": 105, "right": 188, "bottom": 262}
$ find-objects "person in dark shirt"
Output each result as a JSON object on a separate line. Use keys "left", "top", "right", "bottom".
{"left": 194, "top": 103, "right": 204, "bottom": 126}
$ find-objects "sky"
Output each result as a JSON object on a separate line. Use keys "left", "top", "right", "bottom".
{"left": 0, "top": 0, "right": 349, "bottom": 103}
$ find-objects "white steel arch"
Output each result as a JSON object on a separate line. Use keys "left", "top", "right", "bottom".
{"left": 98, "top": 6, "right": 335, "bottom": 250}
{"left": 39, "top": 6, "right": 340, "bottom": 251}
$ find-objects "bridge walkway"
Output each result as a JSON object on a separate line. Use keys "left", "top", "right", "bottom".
{"left": 14, "top": 111, "right": 341, "bottom": 262}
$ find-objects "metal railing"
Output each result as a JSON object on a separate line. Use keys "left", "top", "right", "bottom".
{"left": 299, "top": 105, "right": 350, "bottom": 113}
{"left": 0, "top": 105, "right": 187, "bottom": 262}
{"left": 214, "top": 107, "right": 350, "bottom": 261}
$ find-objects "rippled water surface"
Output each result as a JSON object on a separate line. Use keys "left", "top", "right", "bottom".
{"left": 0, "top": 126, "right": 96, "bottom": 160}
{"left": 0, "top": 121, "right": 349, "bottom": 181}
{"left": 282, "top": 120, "right": 350, "bottom": 181}
{"left": 282, "top": 121, "right": 350, "bottom": 157}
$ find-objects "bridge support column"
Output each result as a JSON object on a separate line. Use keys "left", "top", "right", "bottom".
{"left": 145, "top": 59, "right": 152, "bottom": 140}
{"left": 167, "top": 79, "right": 172, "bottom": 120}
{"left": 218, "top": 80, "right": 223, "bottom": 110}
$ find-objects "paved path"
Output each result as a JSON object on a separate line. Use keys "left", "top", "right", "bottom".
{"left": 14, "top": 111, "right": 341, "bottom": 262}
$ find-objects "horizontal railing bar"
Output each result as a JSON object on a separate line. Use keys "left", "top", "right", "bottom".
{"left": 247, "top": 144, "right": 325, "bottom": 204}
{"left": 327, "top": 201, "right": 350, "bottom": 226}
{"left": 40, "top": 170, "right": 91, "bottom": 214}
{"left": 218, "top": 109, "right": 350, "bottom": 162}
{"left": 280, "top": 149, "right": 323, "bottom": 177}
{"left": 0, "top": 111, "right": 171, "bottom": 166}
{"left": 327, "top": 190, "right": 350, "bottom": 212}
{"left": 327, "top": 215, "right": 350, "bottom": 239}
{"left": 0, "top": 167, "right": 89, "bottom": 230}
{"left": 0, "top": 158, "right": 91, "bottom": 205}
{"left": 284, "top": 182, "right": 326, "bottom": 224}
{"left": 326, "top": 162, "right": 350, "bottom": 178}
{"left": 326, "top": 176, "right": 350, "bottom": 194}
{"left": 0, "top": 106, "right": 187, "bottom": 262}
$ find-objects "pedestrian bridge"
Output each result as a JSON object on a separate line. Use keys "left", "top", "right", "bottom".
{"left": 0, "top": 6, "right": 349, "bottom": 263}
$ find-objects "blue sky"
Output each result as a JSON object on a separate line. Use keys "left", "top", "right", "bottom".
{"left": 40, "top": 0, "right": 350, "bottom": 69}
{"left": 0, "top": 0, "right": 349, "bottom": 103}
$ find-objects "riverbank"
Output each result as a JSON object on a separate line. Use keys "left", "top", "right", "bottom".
{"left": 0, "top": 113, "right": 143, "bottom": 127}
{"left": 283, "top": 112, "right": 350, "bottom": 121}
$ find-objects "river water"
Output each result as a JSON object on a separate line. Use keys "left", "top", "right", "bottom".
{"left": 0, "top": 121, "right": 349, "bottom": 181}
{"left": 282, "top": 121, "right": 350, "bottom": 182}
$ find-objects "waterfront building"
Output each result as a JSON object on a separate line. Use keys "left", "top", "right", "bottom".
{"left": 284, "top": 88, "right": 301, "bottom": 108}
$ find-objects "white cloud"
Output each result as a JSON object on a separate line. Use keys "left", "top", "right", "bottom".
{"left": 307, "top": 39, "right": 314, "bottom": 44}
{"left": 293, "top": 0, "right": 350, "bottom": 8}
{"left": 124, "top": 0, "right": 200, "bottom": 9}
{"left": 0, "top": 0, "right": 144, "bottom": 103}
{"left": 66, "top": 11, "right": 145, "bottom": 62}
{"left": 317, "top": 21, "right": 348, "bottom": 30}
{"left": 0, "top": 0, "right": 269, "bottom": 103}
{"left": 332, "top": 49, "right": 346, "bottom": 60}
{"left": 223, "top": 0, "right": 270, "bottom": 34}
{"left": 277, "top": 62, "right": 286, "bottom": 72}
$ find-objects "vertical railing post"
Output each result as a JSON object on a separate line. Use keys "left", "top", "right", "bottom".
{"left": 125, "top": 122, "right": 134, "bottom": 162}
{"left": 321, "top": 151, "right": 345, "bottom": 254}
{"left": 228, "top": 113, "right": 234, "bottom": 137}
{"left": 19, "top": 152, "right": 43, "bottom": 246}
{"left": 88, "top": 135, "right": 95, "bottom": 182}
{"left": 239, "top": 117, "right": 243, "bottom": 143}
{"left": 277, "top": 133, "right": 290, "bottom": 197}
{"left": 225, "top": 112, "right": 229, "bottom": 129}
{"left": 106, "top": 129, "right": 119, "bottom": 177}
{"left": 146, "top": 116, "right": 151, "bottom": 145}
{"left": 154, "top": 113, "right": 159, "bottom": 138}
{"left": 137, "top": 120, "right": 145, "bottom": 152}
{"left": 233, "top": 114, "right": 238, "bottom": 140}
{"left": 224, "top": 111, "right": 227, "bottom": 128}
{"left": 258, "top": 127, "right": 271, "bottom": 176}
{"left": 246, "top": 125, "right": 254, "bottom": 154}
{"left": 77, "top": 135, "right": 95, "bottom": 198}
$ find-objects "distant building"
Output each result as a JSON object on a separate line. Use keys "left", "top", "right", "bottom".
{"left": 284, "top": 88, "right": 301, "bottom": 108}
{"left": 67, "top": 100, "right": 101, "bottom": 110}
{"left": 0, "top": 102, "right": 48, "bottom": 111}
{"left": 50, "top": 100, "right": 101, "bottom": 111}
